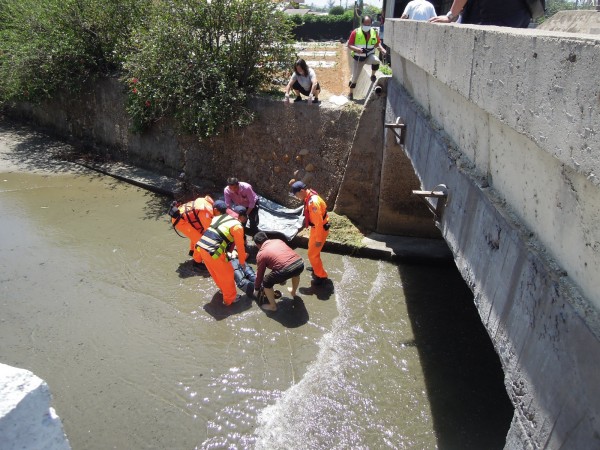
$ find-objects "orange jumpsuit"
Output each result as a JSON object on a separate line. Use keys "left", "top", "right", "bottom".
{"left": 198, "top": 217, "right": 247, "bottom": 305}
{"left": 304, "top": 189, "right": 329, "bottom": 279}
{"left": 170, "top": 196, "right": 214, "bottom": 261}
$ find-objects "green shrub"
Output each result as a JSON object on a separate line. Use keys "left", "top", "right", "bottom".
{"left": 291, "top": 10, "right": 354, "bottom": 40}
{"left": 329, "top": 6, "right": 345, "bottom": 15}
{"left": 0, "top": 0, "right": 148, "bottom": 103}
{"left": 379, "top": 64, "right": 392, "bottom": 76}
{"left": 121, "top": 0, "right": 294, "bottom": 137}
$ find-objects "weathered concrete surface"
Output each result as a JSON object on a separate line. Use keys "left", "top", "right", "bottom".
{"left": 335, "top": 71, "right": 440, "bottom": 237}
{"left": 7, "top": 73, "right": 439, "bottom": 237}
{"left": 387, "top": 18, "right": 600, "bottom": 449}
{"left": 0, "top": 363, "right": 70, "bottom": 450}
{"left": 538, "top": 10, "right": 600, "bottom": 35}
{"left": 387, "top": 18, "right": 600, "bottom": 312}
{"left": 388, "top": 77, "right": 600, "bottom": 450}
{"left": 8, "top": 80, "right": 359, "bottom": 210}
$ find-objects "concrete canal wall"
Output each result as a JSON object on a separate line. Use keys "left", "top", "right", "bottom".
{"left": 386, "top": 15, "right": 600, "bottom": 449}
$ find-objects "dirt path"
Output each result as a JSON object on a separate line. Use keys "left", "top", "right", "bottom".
{"left": 291, "top": 41, "right": 351, "bottom": 99}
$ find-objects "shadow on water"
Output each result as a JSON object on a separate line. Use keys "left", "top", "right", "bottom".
{"left": 298, "top": 279, "right": 334, "bottom": 301}
{"left": 398, "top": 262, "right": 514, "bottom": 450}
{"left": 141, "top": 191, "right": 173, "bottom": 221}
{"left": 0, "top": 119, "right": 101, "bottom": 174}
{"left": 175, "top": 260, "right": 212, "bottom": 279}
{"left": 203, "top": 292, "right": 253, "bottom": 320}
{"left": 1, "top": 118, "right": 177, "bottom": 222}
{"left": 261, "top": 297, "right": 309, "bottom": 328}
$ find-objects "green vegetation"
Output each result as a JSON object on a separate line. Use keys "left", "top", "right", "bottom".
{"left": 289, "top": 10, "right": 354, "bottom": 40}
{"left": 288, "top": 10, "right": 354, "bottom": 26}
{"left": 327, "top": 212, "right": 366, "bottom": 249}
{"left": 0, "top": 0, "right": 148, "bottom": 103}
{"left": 0, "top": 0, "right": 295, "bottom": 138}
{"left": 121, "top": 0, "right": 294, "bottom": 137}
{"left": 379, "top": 64, "right": 392, "bottom": 76}
{"left": 329, "top": 6, "right": 345, "bottom": 15}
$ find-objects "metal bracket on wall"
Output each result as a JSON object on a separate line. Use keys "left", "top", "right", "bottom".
{"left": 384, "top": 117, "right": 406, "bottom": 145}
{"left": 412, "top": 184, "right": 448, "bottom": 222}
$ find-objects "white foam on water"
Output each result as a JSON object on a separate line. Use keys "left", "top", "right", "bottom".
{"left": 253, "top": 258, "right": 398, "bottom": 450}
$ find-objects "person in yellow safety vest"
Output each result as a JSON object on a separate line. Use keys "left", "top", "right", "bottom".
{"left": 196, "top": 201, "right": 248, "bottom": 305}
{"left": 290, "top": 180, "right": 330, "bottom": 285}
{"left": 346, "top": 15, "right": 387, "bottom": 100}
{"left": 168, "top": 195, "right": 215, "bottom": 260}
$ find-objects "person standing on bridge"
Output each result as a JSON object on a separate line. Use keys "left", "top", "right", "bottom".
{"left": 346, "top": 15, "right": 387, "bottom": 100}
{"left": 290, "top": 180, "right": 329, "bottom": 285}
{"left": 401, "top": 0, "right": 437, "bottom": 21}
{"left": 429, "top": 0, "right": 532, "bottom": 28}
{"left": 283, "top": 58, "right": 321, "bottom": 104}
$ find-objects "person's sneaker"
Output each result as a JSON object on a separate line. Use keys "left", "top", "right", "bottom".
{"left": 312, "top": 98, "right": 319, "bottom": 104}
{"left": 306, "top": 267, "right": 314, "bottom": 272}
{"left": 294, "top": 95, "right": 303, "bottom": 103}
{"left": 370, "top": 74, "right": 377, "bottom": 82}
{"left": 347, "top": 92, "right": 353, "bottom": 100}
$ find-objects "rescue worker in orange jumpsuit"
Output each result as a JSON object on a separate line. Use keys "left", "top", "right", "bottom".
{"left": 196, "top": 201, "right": 248, "bottom": 305}
{"left": 168, "top": 195, "right": 215, "bottom": 262}
{"left": 290, "top": 180, "right": 330, "bottom": 284}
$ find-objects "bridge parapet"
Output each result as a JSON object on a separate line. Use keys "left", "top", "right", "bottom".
{"left": 385, "top": 17, "right": 600, "bottom": 450}
{"left": 387, "top": 18, "right": 600, "bottom": 312}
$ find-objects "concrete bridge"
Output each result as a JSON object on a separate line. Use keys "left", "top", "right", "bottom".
{"left": 359, "top": 12, "right": 599, "bottom": 450}
{"left": 5, "top": 11, "right": 600, "bottom": 447}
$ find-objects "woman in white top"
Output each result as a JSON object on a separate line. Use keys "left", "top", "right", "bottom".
{"left": 284, "top": 59, "right": 321, "bottom": 104}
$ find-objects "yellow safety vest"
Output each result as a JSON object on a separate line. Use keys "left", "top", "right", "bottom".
{"left": 197, "top": 214, "right": 238, "bottom": 259}
{"left": 351, "top": 28, "right": 378, "bottom": 58}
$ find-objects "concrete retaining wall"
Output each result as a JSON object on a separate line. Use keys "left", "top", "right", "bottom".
{"left": 8, "top": 74, "right": 440, "bottom": 237}
{"left": 387, "top": 17, "right": 600, "bottom": 449}
{"left": 9, "top": 80, "right": 359, "bottom": 210}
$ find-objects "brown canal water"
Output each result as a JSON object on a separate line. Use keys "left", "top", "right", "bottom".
{"left": 0, "top": 123, "right": 513, "bottom": 449}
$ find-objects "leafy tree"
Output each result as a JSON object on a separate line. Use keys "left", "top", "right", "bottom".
{"left": 329, "top": 6, "right": 346, "bottom": 15}
{"left": 121, "top": 0, "right": 295, "bottom": 137}
{"left": 0, "top": 0, "right": 148, "bottom": 103}
{"left": 362, "top": 5, "right": 381, "bottom": 19}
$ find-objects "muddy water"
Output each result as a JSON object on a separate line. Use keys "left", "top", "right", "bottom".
{"left": 0, "top": 127, "right": 512, "bottom": 449}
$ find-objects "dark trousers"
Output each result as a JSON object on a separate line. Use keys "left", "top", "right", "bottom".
{"left": 248, "top": 198, "right": 260, "bottom": 231}
{"left": 231, "top": 258, "right": 256, "bottom": 297}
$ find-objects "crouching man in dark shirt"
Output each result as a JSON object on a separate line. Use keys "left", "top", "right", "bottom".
{"left": 253, "top": 232, "right": 305, "bottom": 312}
